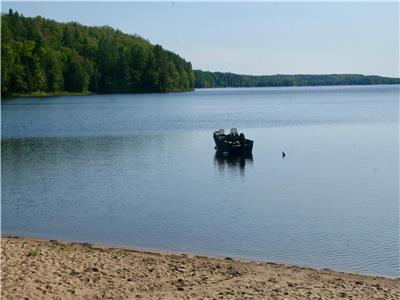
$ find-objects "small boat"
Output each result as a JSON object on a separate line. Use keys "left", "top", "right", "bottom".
{"left": 213, "top": 128, "right": 254, "bottom": 154}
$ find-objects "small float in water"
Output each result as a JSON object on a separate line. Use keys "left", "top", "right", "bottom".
{"left": 213, "top": 128, "right": 254, "bottom": 154}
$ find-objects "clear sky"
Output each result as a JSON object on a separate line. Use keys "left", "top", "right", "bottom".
{"left": 2, "top": 1, "right": 399, "bottom": 77}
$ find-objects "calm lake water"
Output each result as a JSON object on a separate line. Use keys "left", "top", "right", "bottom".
{"left": 2, "top": 85, "right": 399, "bottom": 277}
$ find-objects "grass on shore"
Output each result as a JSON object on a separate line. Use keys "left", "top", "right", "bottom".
{"left": 27, "top": 247, "right": 41, "bottom": 257}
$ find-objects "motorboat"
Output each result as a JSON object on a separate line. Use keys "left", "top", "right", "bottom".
{"left": 213, "top": 128, "right": 254, "bottom": 154}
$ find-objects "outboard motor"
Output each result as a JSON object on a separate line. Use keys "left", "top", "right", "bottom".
{"left": 214, "top": 129, "right": 225, "bottom": 141}
{"left": 230, "top": 128, "right": 239, "bottom": 141}
{"left": 230, "top": 128, "right": 237, "bottom": 134}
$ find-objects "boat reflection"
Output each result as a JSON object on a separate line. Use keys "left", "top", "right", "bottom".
{"left": 213, "top": 151, "right": 253, "bottom": 175}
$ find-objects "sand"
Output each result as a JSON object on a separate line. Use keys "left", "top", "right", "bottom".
{"left": 1, "top": 236, "right": 399, "bottom": 299}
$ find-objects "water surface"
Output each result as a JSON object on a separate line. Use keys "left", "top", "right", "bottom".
{"left": 2, "top": 85, "right": 399, "bottom": 277}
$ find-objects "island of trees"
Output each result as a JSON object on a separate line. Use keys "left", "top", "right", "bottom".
{"left": 1, "top": 10, "right": 194, "bottom": 97}
{"left": 1, "top": 10, "right": 399, "bottom": 97}
{"left": 194, "top": 70, "right": 400, "bottom": 88}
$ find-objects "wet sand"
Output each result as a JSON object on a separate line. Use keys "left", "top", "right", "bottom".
{"left": 1, "top": 236, "right": 399, "bottom": 299}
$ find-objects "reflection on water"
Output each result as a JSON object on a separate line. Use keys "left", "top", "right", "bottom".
{"left": 214, "top": 152, "right": 253, "bottom": 176}
{"left": 2, "top": 85, "right": 398, "bottom": 138}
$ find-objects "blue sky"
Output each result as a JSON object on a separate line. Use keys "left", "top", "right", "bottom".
{"left": 2, "top": 1, "right": 399, "bottom": 77}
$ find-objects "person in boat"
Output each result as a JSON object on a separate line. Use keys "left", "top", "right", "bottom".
{"left": 227, "top": 133, "right": 237, "bottom": 142}
{"left": 239, "top": 133, "right": 245, "bottom": 145}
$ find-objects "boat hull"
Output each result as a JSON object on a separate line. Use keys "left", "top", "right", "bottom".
{"left": 213, "top": 136, "right": 254, "bottom": 154}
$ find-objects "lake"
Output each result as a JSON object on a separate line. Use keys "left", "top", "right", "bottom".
{"left": 2, "top": 85, "right": 399, "bottom": 277}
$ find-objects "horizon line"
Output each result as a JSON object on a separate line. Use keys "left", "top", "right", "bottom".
{"left": 195, "top": 70, "right": 400, "bottom": 79}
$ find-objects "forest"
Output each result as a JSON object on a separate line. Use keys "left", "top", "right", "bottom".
{"left": 1, "top": 10, "right": 195, "bottom": 97}
{"left": 2, "top": 11, "right": 399, "bottom": 97}
{"left": 194, "top": 70, "right": 400, "bottom": 88}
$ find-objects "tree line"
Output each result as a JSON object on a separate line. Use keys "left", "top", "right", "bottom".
{"left": 2, "top": 10, "right": 399, "bottom": 97}
{"left": 1, "top": 10, "right": 195, "bottom": 97}
{"left": 194, "top": 70, "right": 400, "bottom": 88}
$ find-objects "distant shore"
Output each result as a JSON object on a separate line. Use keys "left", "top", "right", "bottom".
{"left": 2, "top": 236, "right": 399, "bottom": 299}
{"left": 3, "top": 83, "right": 399, "bottom": 100}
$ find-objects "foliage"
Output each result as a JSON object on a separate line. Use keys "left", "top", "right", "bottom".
{"left": 27, "top": 247, "right": 41, "bottom": 257}
{"left": 1, "top": 10, "right": 195, "bottom": 97}
{"left": 194, "top": 71, "right": 400, "bottom": 88}
{"left": 3, "top": 10, "right": 398, "bottom": 97}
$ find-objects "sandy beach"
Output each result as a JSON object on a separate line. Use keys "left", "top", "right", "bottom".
{"left": 1, "top": 236, "right": 399, "bottom": 299}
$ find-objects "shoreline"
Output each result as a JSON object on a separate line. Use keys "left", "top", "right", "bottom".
{"left": 2, "top": 234, "right": 396, "bottom": 280}
{"left": 2, "top": 236, "right": 399, "bottom": 299}
{"left": 2, "top": 83, "right": 399, "bottom": 100}
{"left": 1, "top": 88, "right": 194, "bottom": 100}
